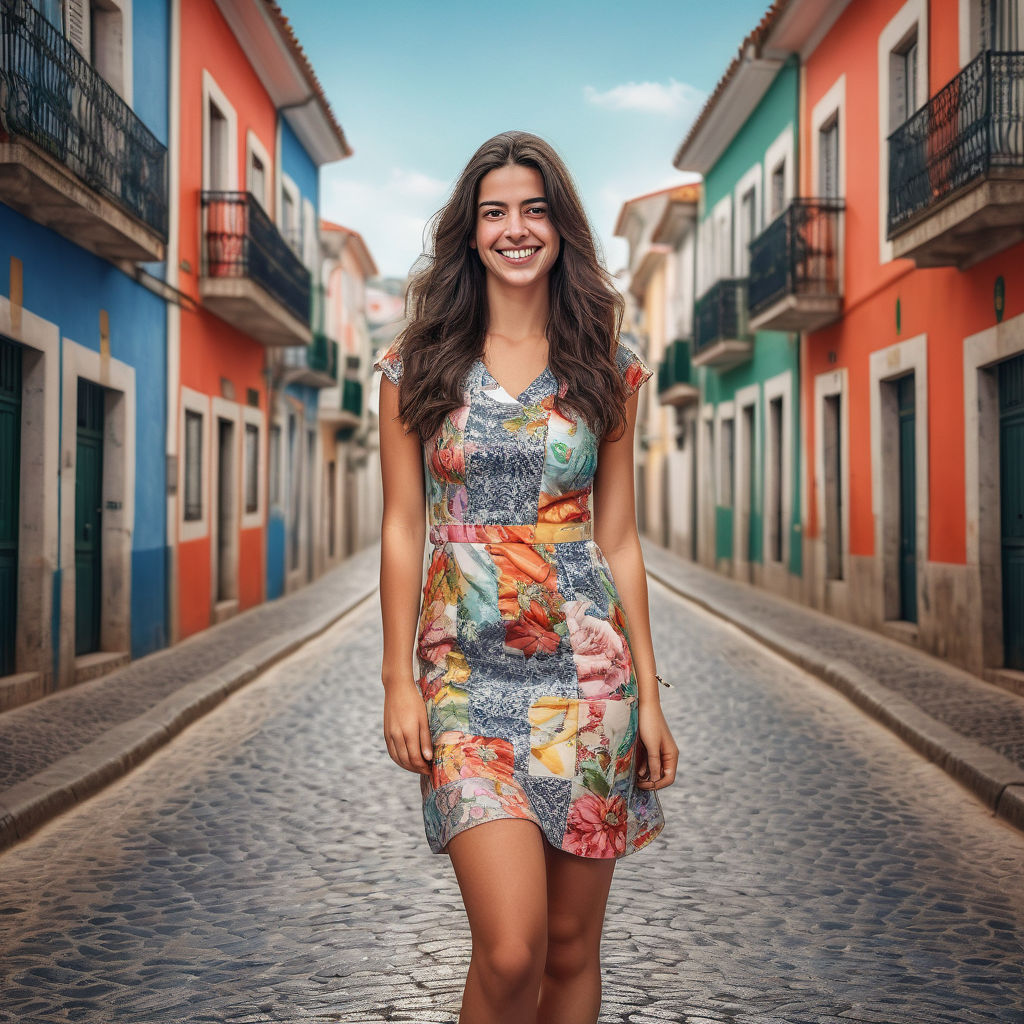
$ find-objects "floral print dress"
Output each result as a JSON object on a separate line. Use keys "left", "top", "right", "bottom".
{"left": 374, "top": 338, "right": 666, "bottom": 859}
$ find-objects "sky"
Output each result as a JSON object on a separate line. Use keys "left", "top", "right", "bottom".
{"left": 282, "top": 0, "right": 774, "bottom": 279}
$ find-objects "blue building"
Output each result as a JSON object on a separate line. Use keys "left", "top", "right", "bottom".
{"left": 0, "top": 0, "right": 171, "bottom": 706}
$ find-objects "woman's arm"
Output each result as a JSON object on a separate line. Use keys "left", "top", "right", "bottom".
{"left": 377, "top": 374, "right": 433, "bottom": 774}
{"left": 593, "top": 388, "right": 678, "bottom": 791}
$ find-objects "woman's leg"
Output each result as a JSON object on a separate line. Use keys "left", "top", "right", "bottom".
{"left": 536, "top": 844, "right": 616, "bottom": 1024}
{"left": 447, "top": 817, "right": 549, "bottom": 1024}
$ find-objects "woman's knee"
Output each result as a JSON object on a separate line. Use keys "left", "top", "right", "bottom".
{"left": 475, "top": 936, "right": 547, "bottom": 996}
{"left": 543, "top": 912, "right": 595, "bottom": 981}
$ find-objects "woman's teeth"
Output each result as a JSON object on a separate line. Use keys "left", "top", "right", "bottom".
{"left": 499, "top": 247, "right": 538, "bottom": 261}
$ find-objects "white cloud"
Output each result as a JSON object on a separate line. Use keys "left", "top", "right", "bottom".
{"left": 584, "top": 78, "right": 706, "bottom": 117}
{"left": 321, "top": 166, "right": 449, "bottom": 278}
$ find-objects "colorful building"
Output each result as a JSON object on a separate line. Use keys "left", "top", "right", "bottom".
{"left": 1, "top": 0, "right": 172, "bottom": 706}
{"left": 787, "top": 0, "right": 1024, "bottom": 681}
{"left": 645, "top": 0, "right": 1023, "bottom": 685}
{"left": 316, "top": 221, "right": 377, "bottom": 574}
{"left": 614, "top": 185, "right": 701, "bottom": 555}
{"left": 673, "top": 44, "right": 806, "bottom": 596}
{"left": 168, "top": 0, "right": 350, "bottom": 637}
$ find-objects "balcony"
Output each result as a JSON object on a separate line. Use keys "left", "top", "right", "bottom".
{"left": 693, "top": 278, "right": 753, "bottom": 369}
{"left": 888, "top": 50, "right": 1024, "bottom": 268}
{"left": 281, "top": 331, "right": 338, "bottom": 387}
{"left": 0, "top": 0, "right": 167, "bottom": 261}
{"left": 199, "top": 191, "right": 312, "bottom": 346}
{"left": 657, "top": 338, "right": 699, "bottom": 407}
{"left": 748, "top": 198, "right": 844, "bottom": 332}
{"left": 334, "top": 377, "right": 363, "bottom": 440}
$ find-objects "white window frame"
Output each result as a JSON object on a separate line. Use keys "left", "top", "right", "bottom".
{"left": 733, "top": 163, "right": 762, "bottom": 279}
{"left": 734, "top": 383, "right": 760, "bottom": 565}
{"left": 813, "top": 367, "right": 849, "bottom": 585}
{"left": 180, "top": 386, "right": 210, "bottom": 542}
{"left": 302, "top": 196, "right": 317, "bottom": 271}
{"left": 65, "top": 0, "right": 133, "bottom": 103}
{"left": 763, "top": 126, "right": 795, "bottom": 221}
{"left": 241, "top": 404, "right": 265, "bottom": 530}
{"left": 812, "top": 74, "right": 847, "bottom": 291}
{"left": 201, "top": 70, "right": 238, "bottom": 193}
{"left": 715, "top": 400, "right": 736, "bottom": 508}
{"left": 245, "top": 129, "right": 272, "bottom": 211}
{"left": 878, "top": 0, "right": 929, "bottom": 266}
{"left": 699, "top": 194, "right": 733, "bottom": 297}
{"left": 280, "top": 173, "right": 301, "bottom": 254}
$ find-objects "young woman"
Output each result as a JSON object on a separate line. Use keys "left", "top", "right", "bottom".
{"left": 374, "top": 130, "right": 678, "bottom": 1024}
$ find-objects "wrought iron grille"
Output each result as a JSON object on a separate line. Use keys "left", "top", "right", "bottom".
{"left": 0, "top": 0, "right": 168, "bottom": 236}
{"left": 694, "top": 279, "right": 750, "bottom": 357}
{"left": 201, "top": 191, "right": 312, "bottom": 326}
{"left": 888, "top": 50, "right": 1024, "bottom": 235}
{"left": 748, "top": 198, "right": 844, "bottom": 317}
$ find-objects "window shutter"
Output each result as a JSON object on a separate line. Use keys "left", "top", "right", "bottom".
{"left": 64, "top": 0, "right": 90, "bottom": 58}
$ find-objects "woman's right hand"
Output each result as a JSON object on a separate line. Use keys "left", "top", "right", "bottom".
{"left": 383, "top": 678, "right": 434, "bottom": 776}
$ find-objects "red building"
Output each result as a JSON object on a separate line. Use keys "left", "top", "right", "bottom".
{"left": 168, "top": 0, "right": 350, "bottom": 639}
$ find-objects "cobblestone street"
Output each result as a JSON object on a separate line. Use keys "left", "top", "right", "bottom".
{"left": 1, "top": 579, "right": 1022, "bottom": 1024}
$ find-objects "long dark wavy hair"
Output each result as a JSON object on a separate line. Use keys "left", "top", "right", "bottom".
{"left": 390, "top": 130, "right": 631, "bottom": 445}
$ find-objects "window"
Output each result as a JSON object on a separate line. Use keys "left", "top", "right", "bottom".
{"left": 820, "top": 115, "right": 840, "bottom": 199}
{"left": 61, "top": 0, "right": 126, "bottom": 98}
{"left": 978, "top": 0, "right": 1023, "bottom": 53}
{"left": 208, "top": 101, "right": 228, "bottom": 191}
{"left": 719, "top": 417, "right": 734, "bottom": 507}
{"left": 248, "top": 153, "right": 265, "bottom": 207}
{"left": 269, "top": 424, "right": 281, "bottom": 507}
{"left": 738, "top": 187, "right": 756, "bottom": 277}
{"left": 891, "top": 30, "right": 920, "bottom": 129}
{"left": 281, "top": 178, "right": 300, "bottom": 255}
{"left": 770, "top": 162, "right": 786, "bottom": 221}
{"left": 184, "top": 410, "right": 203, "bottom": 522}
{"left": 245, "top": 423, "right": 259, "bottom": 514}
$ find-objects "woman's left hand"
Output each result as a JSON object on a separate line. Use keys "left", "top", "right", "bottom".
{"left": 636, "top": 701, "right": 678, "bottom": 790}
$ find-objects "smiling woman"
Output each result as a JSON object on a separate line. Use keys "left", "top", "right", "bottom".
{"left": 374, "top": 130, "right": 677, "bottom": 1024}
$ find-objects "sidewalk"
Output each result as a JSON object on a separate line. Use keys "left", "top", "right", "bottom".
{"left": 641, "top": 537, "right": 1024, "bottom": 834}
{"left": 0, "top": 543, "right": 381, "bottom": 852}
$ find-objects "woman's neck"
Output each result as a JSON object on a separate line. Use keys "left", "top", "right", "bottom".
{"left": 484, "top": 274, "right": 550, "bottom": 341}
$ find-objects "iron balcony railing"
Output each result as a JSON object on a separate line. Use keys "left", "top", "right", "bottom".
{"left": 283, "top": 330, "right": 338, "bottom": 380}
{"left": 694, "top": 278, "right": 751, "bottom": 357}
{"left": 748, "top": 198, "right": 844, "bottom": 317}
{"left": 0, "top": 0, "right": 168, "bottom": 236}
{"left": 888, "top": 50, "right": 1024, "bottom": 235}
{"left": 201, "top": 191, "right": 311, "bottom": 326}
{"left": 657, "top": 338, "right": 694, "bottom": 393}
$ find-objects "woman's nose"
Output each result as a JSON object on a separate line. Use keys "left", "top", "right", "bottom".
{"left": 505, "top": 215, "right": 528, "bottom": 239}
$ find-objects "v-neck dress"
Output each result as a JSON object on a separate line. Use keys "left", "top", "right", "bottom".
{"left": 373, "top": 338, "right": 666, "bottom": 859}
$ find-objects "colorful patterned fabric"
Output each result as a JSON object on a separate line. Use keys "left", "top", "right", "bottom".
{"left": 374, "top": 340, "right": 666, "bottom": 859}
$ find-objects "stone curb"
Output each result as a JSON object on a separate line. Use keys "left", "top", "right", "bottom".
{"left": 644, "top": 561, "right": 1024, "bottom": 836}
{"left": 0, "top": 584, "right": 379, "bottom": 853}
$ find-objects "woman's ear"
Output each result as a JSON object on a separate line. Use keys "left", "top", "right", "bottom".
{"left": 469, "top": 238, "right": 477, "bottom": 249}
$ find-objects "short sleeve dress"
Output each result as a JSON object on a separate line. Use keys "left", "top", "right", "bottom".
{"left": 373, "top": 339, "right": 666, "bottom": 859}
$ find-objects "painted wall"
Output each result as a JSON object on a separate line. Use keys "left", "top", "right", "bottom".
{"left": 697, "top": 56, "right": 803, "bottom": 575}
{"left": 0, "top": 205, "right": 169, "bottom": 659}
{"left": 280, "top": 118, "right": 319, "bottom": 211}
{"left": 175, "top": 0, "right": 278, "bottom": 636}
{"left": 801, "top": 0, "right": 1024, "bottom": 566}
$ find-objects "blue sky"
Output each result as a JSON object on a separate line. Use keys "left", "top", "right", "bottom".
{"left": 282, "top": 0, "right": 773, "bottom": 278}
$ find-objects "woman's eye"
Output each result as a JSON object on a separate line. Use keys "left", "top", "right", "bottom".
{"left": 527, "top": 206, "right": 547, "bottom": 215}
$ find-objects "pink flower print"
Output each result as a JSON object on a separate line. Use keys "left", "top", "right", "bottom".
{"left": 417, "top": 598, "right": 455, "bottom": 665}
{"left": 563, "top": 599, "right": 631, "bottom": 698}
{"left": 565, "top": 791, "right": 627, "bottom": 858}
{"left": 449, "top": 404, "right": 470, "bottom": 432}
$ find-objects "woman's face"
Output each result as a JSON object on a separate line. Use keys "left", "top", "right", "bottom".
{"left": 470, "top": 163, "right": 561, "bottom": 288}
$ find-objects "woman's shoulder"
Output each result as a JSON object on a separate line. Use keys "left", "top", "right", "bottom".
{"left": 613, "top": 335, "right": 654, "bottom": 397}
{"left": 373, "top": 341, "right": 404, "bottom": 386}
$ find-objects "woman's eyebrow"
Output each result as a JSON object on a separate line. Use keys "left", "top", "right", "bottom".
{"left": 478, "top": 196, "right": 547, "bottom": 208}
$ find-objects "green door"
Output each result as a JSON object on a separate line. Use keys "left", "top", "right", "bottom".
{"left": 999, "top": 353, "right": 1024, "bottom": 670}
{"left": 75, "top": 378, "right": 104, "bottom": 656}
{"left": 0, "top": 338, "right": 21, "bottom": 676}
{"left": 897, "top": 374, "right": 917, "bottom": 623}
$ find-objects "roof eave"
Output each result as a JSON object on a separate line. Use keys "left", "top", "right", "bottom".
{"left": 673, "top": 53, "right": 785, "bottom": 174}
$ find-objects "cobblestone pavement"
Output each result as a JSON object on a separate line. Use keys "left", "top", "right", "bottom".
{"left": 0, "top": 544, "right": 380, "bottom": 792}
{"left": 642, "top": 540, "right": 1024, "bottom": 772}
{"left": 1, "top": 579, "right": 1022, "bottom": 1024}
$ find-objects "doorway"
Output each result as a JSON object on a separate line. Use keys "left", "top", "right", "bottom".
{"left": 216, "top": 416, "right": 235, "bottom": 604}
{"left": 896, "top": 374, "right": 917, "bottom": 623}
{"left": 75, "top": 378, "right": 104, "bottom": 655}
{"left": 0, "top": 338, "right": 21, "bottom": 675}
{"left": 999, "top": 352, "right": 1024, "bottom": 669}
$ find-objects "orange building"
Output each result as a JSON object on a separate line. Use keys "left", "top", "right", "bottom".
{"left": 781, "top": 0, "right": 1024, "bottom": 680}
{"left": 168, "top": 0, "right": 350, "bottom": 639}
